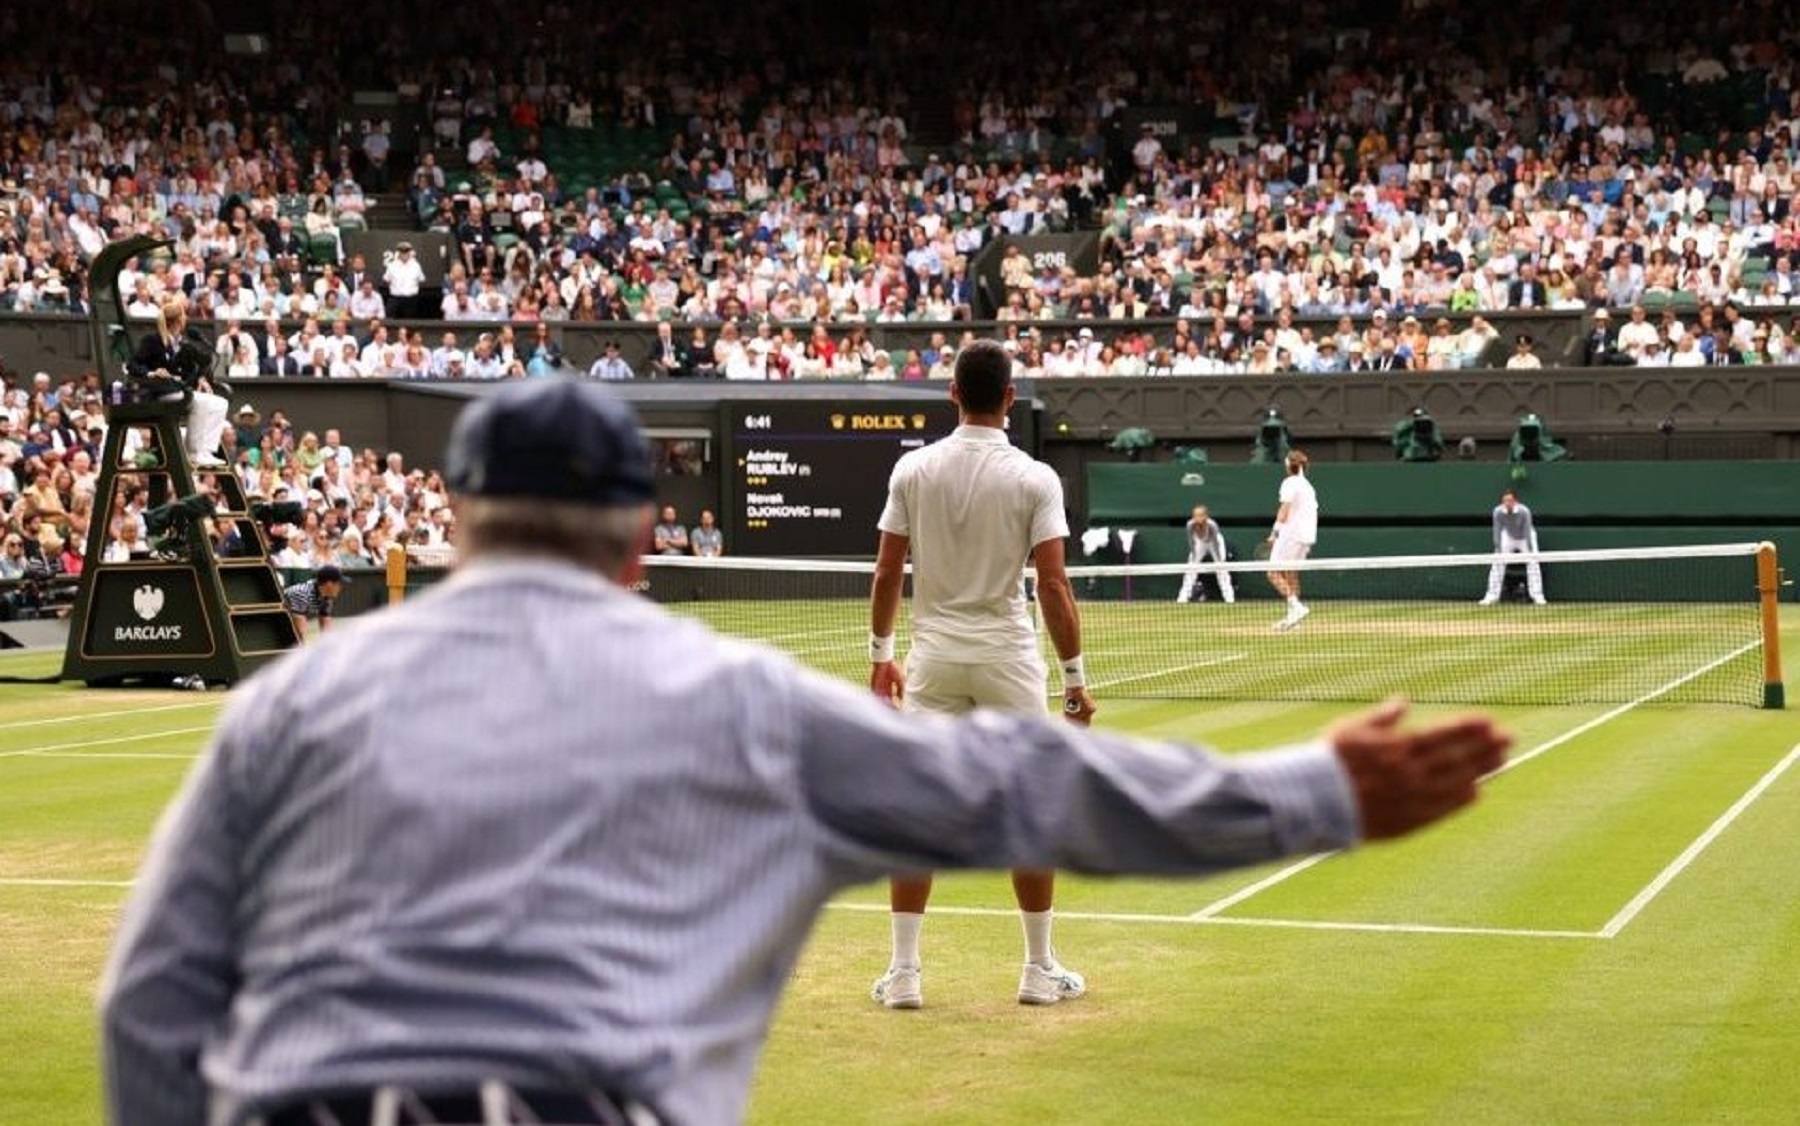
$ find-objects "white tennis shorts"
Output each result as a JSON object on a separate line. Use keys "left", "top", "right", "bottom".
{"left": 1270, "top": 538, "right": 1313, "bottom": 563}
{"left": 903, "top": 654, "right": 1049, "bottom": 717}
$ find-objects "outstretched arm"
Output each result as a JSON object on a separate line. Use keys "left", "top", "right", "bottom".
{"left": 795, "top": 669, "right": 1511, "bottom": 877}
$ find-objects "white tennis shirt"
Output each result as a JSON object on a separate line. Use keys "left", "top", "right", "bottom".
{"left": 879, "top": 424, "right": 1068, "bottom": 663}
{"left": 1278, "top": 471, "right": 1319, "bottom": 545}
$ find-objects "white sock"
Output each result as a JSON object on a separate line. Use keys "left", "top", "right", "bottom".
{"left": 890, "top": 912, "right": 924, "bottom": 970}
{"left": 1286, "top": 595, "right": 1299, "bottom": 607}
{"left": 1021, "top": 909, "right": 1054, "bottom": 966}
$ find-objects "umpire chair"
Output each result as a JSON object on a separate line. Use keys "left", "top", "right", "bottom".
{"left": 60, "top": 236, "right": 300, "bottom": 687}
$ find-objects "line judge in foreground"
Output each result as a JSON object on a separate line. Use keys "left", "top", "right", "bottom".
{"left": 100, "top": 377, "right": 1511, "bottom": 1126}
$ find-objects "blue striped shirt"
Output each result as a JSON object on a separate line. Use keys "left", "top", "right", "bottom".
{"left": 279, "top": 579, "right": 333, "bottom": 620}
{"left": 100, "top": 557, "right": 1359, "bottom": 1126}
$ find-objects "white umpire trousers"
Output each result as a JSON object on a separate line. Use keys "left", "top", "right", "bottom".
{"left": 1177, "top": 547, "right": 1236, "bottom": 603}
{"left": 186, "top": 390, "right": 229, "bottom": 459}
{"left": 1483, "top": 536, "right": 1544, "bottom": 602}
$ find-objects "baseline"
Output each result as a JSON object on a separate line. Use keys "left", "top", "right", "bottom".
{"left": 827, "top": 901, "right": 1598, "bottom": 940}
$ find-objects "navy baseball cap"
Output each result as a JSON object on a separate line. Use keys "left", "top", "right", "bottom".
{"left": 315, "top": 564, "right": 348, "bottom": 584}
{"left": 444, "top": 378, "right": 654, "bottom": 506}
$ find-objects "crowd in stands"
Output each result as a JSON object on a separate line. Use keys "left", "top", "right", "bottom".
{"left": 5, "top": 0, "right": 1800, "bottom": 382}
{"left": 10, "top": 0, "right": 1800, "bottom": 609}
{"left": 0, "top": 365, "right": 462, "bottom": 616}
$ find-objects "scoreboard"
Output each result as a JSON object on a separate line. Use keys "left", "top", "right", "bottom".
{"left": 720, "top": 400, "right": 961, "bottom": 557}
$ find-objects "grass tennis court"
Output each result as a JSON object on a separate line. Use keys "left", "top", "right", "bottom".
{"left": 3, "top": 604, "right": 1798, "bottom": 1124}
{"left": 673, "top": 596, "right": 1771, "bottom": 707}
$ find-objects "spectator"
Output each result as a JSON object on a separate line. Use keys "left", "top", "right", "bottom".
{"left": 588, "top": 341, "right": 634, "bottom": 380}
{"left": 690, "top": 508, "right": 723, "bottom": 557}
{"left": 383, "top": 241, "right": 426, "bottom": 320}
{"left": 652, "top": 505, "right": 688, "bottom": 555}
{"left": 1506, "top": 334, "right": 1544, "bottom": 370}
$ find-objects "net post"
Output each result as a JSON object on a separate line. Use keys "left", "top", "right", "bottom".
{"left": 386, "top": 543, "right": 409, "bottom": 608}
{"left": 1757, "top": 542, "right": 1785, "bottom": 709}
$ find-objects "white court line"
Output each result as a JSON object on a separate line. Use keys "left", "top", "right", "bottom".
{"left": 1483, "top": 640, "right": 1762, "bottom": 780}
{"left": 20, "top": 752, "right": 200, "bottom": 761}
{"left": 0, "top": 880, "right": 1601, "bottom": 938}
{"left": 828, "top": 901, "right": 1595, "bottom": 939}
{"left": 1091, "top": 654, "right": 1245, "bottom": 693}
{"left": 1185, "top": 640, "right": 1764, "bottom": 919}
{"left": 1599, "top": 741, "right": 1800, "bottom": 939}
{"left": 0, "top": 700, "right": 218, "bottom": 731}
{"left": 755, "top": 624, "right": 863, "bottom": 647}
{"left": 1190, "top": 853, "right": 1334, "bottom": 919}
{"left": 1207, "top": 915, "right": 1597, "bottom": 940}
{"left": 0, "top": 726, "right": 216, "bottom": 758}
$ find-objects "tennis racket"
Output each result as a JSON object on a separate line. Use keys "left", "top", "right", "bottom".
{"left": 1253, "top": 538, "right": 1276, "bottom": 561}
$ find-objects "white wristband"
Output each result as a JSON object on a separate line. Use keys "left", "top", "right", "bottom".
{"left": 1060, "top": 655, "right": 1086, "bottom": 689}
{"left": 870, "top": 634, "right": 896, "bottom": 663}
{"left": 1270, "top": 523, "right": 1285, "bottom": 537}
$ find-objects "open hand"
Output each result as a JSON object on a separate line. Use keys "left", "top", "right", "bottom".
{"left": 1329, "top": 698, "right": 1511, "bottom": 841}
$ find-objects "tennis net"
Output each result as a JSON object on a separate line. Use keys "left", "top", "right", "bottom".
{"left": 631, "top": 543, "right": 1783, "bottom": 708}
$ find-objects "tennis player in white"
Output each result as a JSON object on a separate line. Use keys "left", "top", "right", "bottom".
{"left": 1177, "top": 504, "right": 1235, "bottom": 604}
{"left": 869, "top": 339, "right": 1096, "bottom": 1010}
{"left": 1479, "top": 488, "right": 1547, "bottom": 605}
{"left": 1266, "top": 449, "right": 1318, "bottom": 630}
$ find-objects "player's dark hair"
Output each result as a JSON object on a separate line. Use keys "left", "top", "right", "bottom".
{"left": 954, "top": 340, "right": 1012, "bottom": 414}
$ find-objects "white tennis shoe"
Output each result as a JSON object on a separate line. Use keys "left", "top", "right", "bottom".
{"left": 871, "top": 966, "right": 922, "bottom": 1010}
{"left": 1273, "top": 603, "right": 1310, "bottom": 631}
{"left": 1018, "top": 959, "right": 1087, "bottom": 1005}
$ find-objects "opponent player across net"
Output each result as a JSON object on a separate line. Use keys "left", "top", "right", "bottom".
{"left": 1266, "top": 449, "right": 1318, "bottom": 631}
